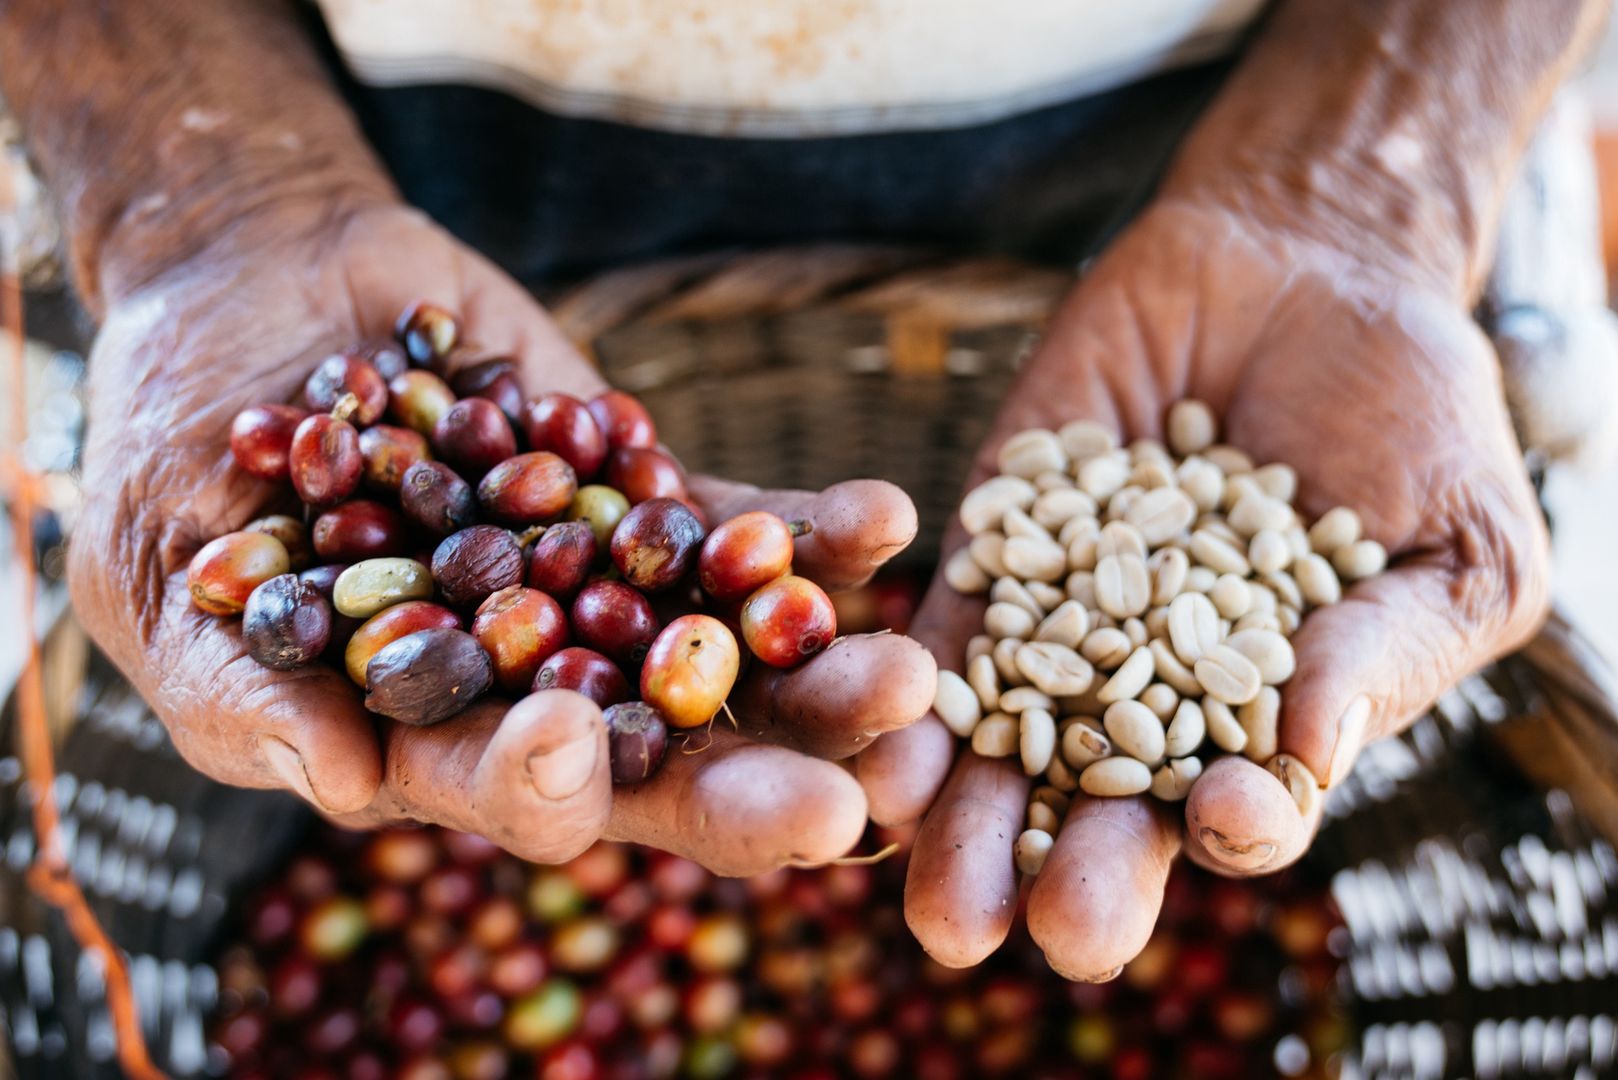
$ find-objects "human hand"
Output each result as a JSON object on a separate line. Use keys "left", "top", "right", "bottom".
{"left": 70, "top": 197, "right": 935, "bottom": 874}
{"left": 857, "top": 195, "right": 1550, "bottom": 978}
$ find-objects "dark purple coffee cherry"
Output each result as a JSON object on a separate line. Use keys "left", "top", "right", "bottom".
{"left": 400, "top": 460, "right": 478, "bottom": 536}
{"left": 431, "top": 525, "right": 525, "bottom": 608}
{"left": 603, "top": 701, "right": 669, "bottom": 784}
{"left": 364, "top": 628, "right": 493, "bottom": 726}
{"left": 243, "top": 574, "right": 333, "bottom": 670}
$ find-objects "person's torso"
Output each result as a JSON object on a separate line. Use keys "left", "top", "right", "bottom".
{"left": 317, "top": 0, "right": 1262, "bottom": 138}
{"left": 313, "top": 0, "right": 1260, "bottom": 278}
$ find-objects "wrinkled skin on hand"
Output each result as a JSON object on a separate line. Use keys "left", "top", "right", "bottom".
{"left": 71, "top": 201, "right": 936, "bottom": 874}
{"left": 855, "top": 197, "right": 1550, "bottom": 979}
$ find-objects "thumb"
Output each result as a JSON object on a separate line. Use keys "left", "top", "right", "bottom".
{"left": 1184, "top": 501, "right": 1548, "bottom": 879}
{"left": 1278, "top": 516, "right": 1549, "bottom": 789}
{"left": 145, "top": 589, "right": 386, "bottom": 817}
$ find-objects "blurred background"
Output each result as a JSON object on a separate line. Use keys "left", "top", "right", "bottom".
{"left": 1550, "top": 25, "right": 1618, "bottom": 666}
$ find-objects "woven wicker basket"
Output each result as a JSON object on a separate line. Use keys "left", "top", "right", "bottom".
{"left": 543, "top": 244, "right": 1070, "bottom": 563}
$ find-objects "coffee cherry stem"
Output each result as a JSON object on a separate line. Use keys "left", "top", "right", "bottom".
{"left": 828, "top": 841, "right": 902, "bottom": 867}
{"left": 331, "top": 392, "right": 362, "bottom": 424}
{"left": 787, "top": 519, "right": 812, "bottom": 538}
{"left": 680, "top": 727, "right": 715, "bottom": 755}
{"left": 514, "top": 525, "right": 547, "bottom": 549}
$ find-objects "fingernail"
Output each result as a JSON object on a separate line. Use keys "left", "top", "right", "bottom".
{"left": 527, "top": 735, "right": 599, "bottom": 801}
{"left": 1065, "top": 964, "right": 1124, "bottom": 985}
{"left": 1196, "top": 827, "right": 1276, "bottom": 873}
{"left": 1326, "top": 696, "right": 1370, "bottom": 788}
{"left": 259, "top": 735, "right": 331, "bottom": 812}
{"left": 1266, "top": 754, "right": 1322, "bottom": 818}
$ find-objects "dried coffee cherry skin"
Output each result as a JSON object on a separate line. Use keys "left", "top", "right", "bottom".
{"left": 586, "top": 390, "right": 657, "bottom": 451}
{"left": 532, "top": 647, "right": 631, "bottom": 709}
{"left": 312, "top": 500, "right": 410, "bottom": 562}
{"left": 525, "top": 520, "right": 597, "bottom": 601}
{"left": 396, "top": 301, "right": 459, "bottom": 370}
{"left": 431, "top": 525, "right": 526, "bottom": 609}
{"left": 477, "top": 452, "right": 577, "bottom": 526}
{"left": 740, "top": 574, "right": 837, "bottom": 668}
{"left": 344, "top": 600, "right": 462, "bottom": 685}
{"left": 524, "top": 393, "right": 608, "bottom": 479}
{"left": 450, "top": 356, "right": 524, "bottom": 424}
{"left": 289, "top": 413, "right": 364, "bottom": 505}
{"left": 364, "top": 628, "right": 493, "bottom": 726}
{"left": 359, "top": 425, "right": 432, "bottom": 492}
{"left": 188, "top": 531, "right": 292, "bottom": 615}
{"left": 230, "top": 404, "right": 308, "bottom": 480}
{"left": 602, "top": 702, "right": 670, "bottom": 784}
{"left": 610, "top": 498, "right": 706, "bottom": 592}
{"left": 242, "top": 574, "right": 333, "bottom": 670}
{"left": 570, "top": 581, "right": 660, "bottom": 667}
{"left": 470, "top": 586, "right": 571, "bottom": 694}
{"left": 400, "top": 460, "right": 478, "bottom": 535}
{"left": 388, "top": 370, "right": 457, "bottom": 436}
{"left": 605, "top": 447, "right": 686, "bottom": 505}
{"left": 697, "top": 511, "right": 801, "bottom": 602}
{"left": 305, "top": 353, "right": 388, "bottom": 425}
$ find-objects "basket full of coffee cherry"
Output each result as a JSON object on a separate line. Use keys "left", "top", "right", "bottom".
{"left": 188, "top": 302, "right": 838, "bottom": 784}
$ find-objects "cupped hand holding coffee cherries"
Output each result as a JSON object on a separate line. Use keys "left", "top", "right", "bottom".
{"left": 201, "top": 311, "right": 836, "bottom": 759}
{"left": 71, "top": 203, "right": 934, "bottom": 875}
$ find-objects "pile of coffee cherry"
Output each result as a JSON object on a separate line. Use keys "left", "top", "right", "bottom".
{"left": 187, "top": 302, "right": 838, "bottom": 782}
{"left": 212, "top": 817, "right": 1347, "bottom": 1080}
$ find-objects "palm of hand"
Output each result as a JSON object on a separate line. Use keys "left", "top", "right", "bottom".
{"left": 73, "top": 203, "right": 934, "bottom": 874}
{"left": 871, "top": 199, "right": 1548, "bottom": 979}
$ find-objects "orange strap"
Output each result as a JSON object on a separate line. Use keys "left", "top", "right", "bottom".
{"left": 2, "top": 164, "right": 168, "bottom": 1080}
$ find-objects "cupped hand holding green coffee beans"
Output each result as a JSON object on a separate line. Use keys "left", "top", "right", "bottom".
{"left": 71, "top": 199, "right": 937, "bottom": 875}
{"left": 858, "top": 195, "right": 1551, "bottom": 981}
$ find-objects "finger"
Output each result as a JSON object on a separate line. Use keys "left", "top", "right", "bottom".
{"left": 849, "top": 567, "right": 982, "bottom": 824}
{"left": 903, "top": 753, "right": 1029, "bottom": 968}
{"left": 493, "top": 290, "right": 608, "bottom": 401}
{"left": 686, "top": 477, "right": 920, "bottom": 591}
{"left": 605, "top": 727, "right": 868, "bottom": 876}
{"left": 370, "top": 689, "right": 613, "bottom": 864}
{"left": 839, "top": 368, "right": 1124, "bottom": 825}
{"left": 728, "top": 631, "right": 937, "bottom": 760}
{"left": 1278, "top": 503, "right": 1548, "bottom": 789}
{"left": 854, "top": 717, "right": 957, "bottom": 827}
{"left": 147, "top": 592, "right": 382, "bottom": 816}
{"left": 1181, "top": 755, "right": 1317, "bottom": 877}
{"left": 1026, "top": 795, "right": 1180, "bottom": 981}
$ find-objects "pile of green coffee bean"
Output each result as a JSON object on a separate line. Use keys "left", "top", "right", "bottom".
{"left": 932, "top": 400, "right": 1387, "bottom": 875}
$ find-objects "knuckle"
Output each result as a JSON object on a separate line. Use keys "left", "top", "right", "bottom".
{"left": 498, "top": 820, "right": 602, "bottom": 865}
{"left": 157, "top": 706, "right": 240, "bottom": 786}
{"left": 69, "top": 458, "right": 194, "bottom": 657}
{"left": 1439, "top": 476, "right": 1550, "bottom": 651}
